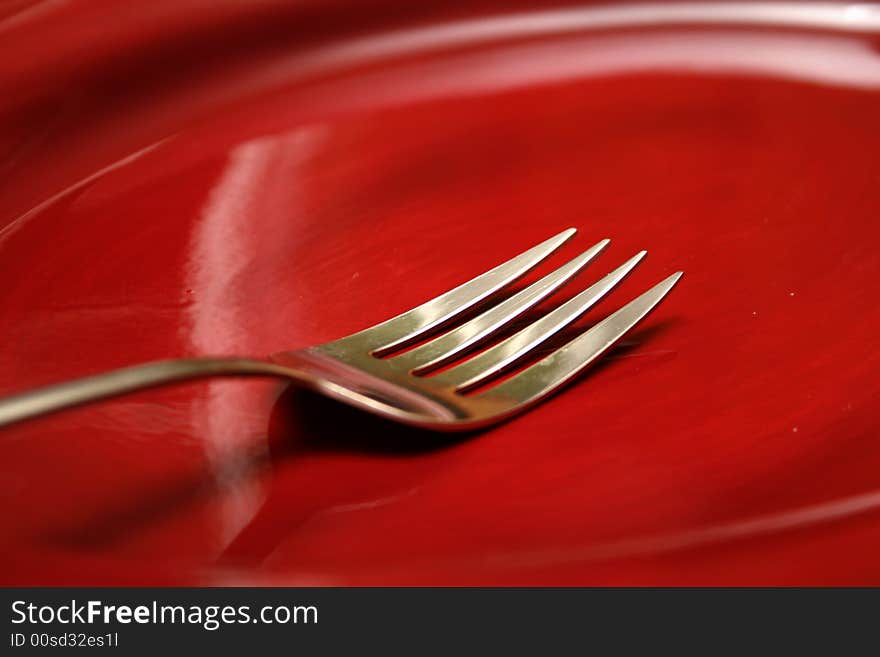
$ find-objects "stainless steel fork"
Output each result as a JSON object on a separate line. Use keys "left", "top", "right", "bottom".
{"left": 0, "top": 229, "right": 681, "bottom": 431}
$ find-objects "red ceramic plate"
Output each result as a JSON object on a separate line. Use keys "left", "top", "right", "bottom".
{"left": 2, "top": 0, "right": 880, "bottom": 585}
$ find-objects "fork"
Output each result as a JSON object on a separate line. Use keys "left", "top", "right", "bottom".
{"left": 0, "top": 229, "right": 681, "bottom": 431}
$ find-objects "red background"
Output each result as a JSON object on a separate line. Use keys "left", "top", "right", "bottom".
{"left": 1, "top": 0, "right": 879, "bottom": 584}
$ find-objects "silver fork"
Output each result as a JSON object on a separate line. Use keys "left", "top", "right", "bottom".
{"left": 0, "top": 229, "right": 681, "bottom": 431}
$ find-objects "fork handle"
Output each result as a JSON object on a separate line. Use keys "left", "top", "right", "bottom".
{"left": 0, "top": 357, "right": 293, "bottom": 429}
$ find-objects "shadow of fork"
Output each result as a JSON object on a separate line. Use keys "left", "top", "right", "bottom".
{"left": 36, "top": 318, "right": 678, "bottom": 562}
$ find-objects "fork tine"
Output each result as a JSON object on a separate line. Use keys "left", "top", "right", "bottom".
{"left": 435, "top": 251, "right": 646, "bottom": 391}
{"left": 390, "top": 239, "right": 610, "bottom": 373}
{"left": 364, "top": 228, "right": 576, "bottom": 355}
{"left": 475, "top": 272, "right": 683, "bottom": 405}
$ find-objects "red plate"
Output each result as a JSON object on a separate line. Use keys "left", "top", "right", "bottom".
{"left": 2, "top": 1, "right": 880, "bottom": 585}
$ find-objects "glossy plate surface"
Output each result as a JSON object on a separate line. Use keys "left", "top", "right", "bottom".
{"left": 2, "top": 1, "right": 880, "bottom": 585}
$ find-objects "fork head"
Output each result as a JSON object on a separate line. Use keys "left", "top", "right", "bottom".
{"left": 272, "top": 229, "right": 682, "bottom": 431}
